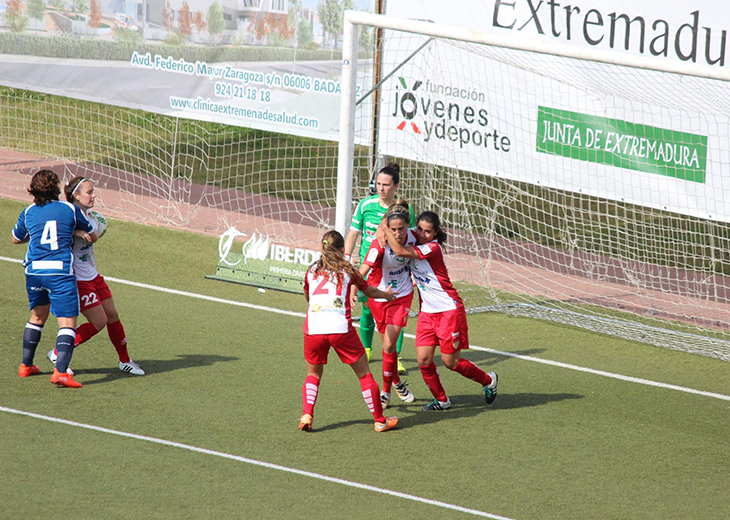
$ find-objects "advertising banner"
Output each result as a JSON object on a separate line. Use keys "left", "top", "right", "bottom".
{"left": 0, "top": 0, "right": 375, "bottom": 140}
{"left": 208, "top": 228, "right": 320, "bottom": 292}
{"left": 386, "top": 0, "right": 730, "bottom": 69}
{"left": 378, "top": 0, "right": 730, "bottom": 223}
{"left": 536, "top": 106, "right": 708, "bottom": 183}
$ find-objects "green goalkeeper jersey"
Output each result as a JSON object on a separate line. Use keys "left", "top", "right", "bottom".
{"left": 350, "top": 195, "right": 416, "bottom": 262}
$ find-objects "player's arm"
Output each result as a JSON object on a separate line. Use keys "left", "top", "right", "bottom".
{"left": 344, "top": 201, "right": 365, "bottom": 261}
{"left": 359, "top": 240, "right": 380, "bottom": 278}
{"left": 344, "top": 229, "right": 360, "bottom": 261}
{"left": 351, "top": 261, "right": 371, "bottom": 305}
{"left": 74, "top": 229, "right": 98, "bottom": 243}
{"left": 362, "top": 284, "right": 396, "bottom": 302}
{"left": 375, "top": 219, "right": 387, "bottom": 247}
{"left": 359, "top": 262, "right": 371, "bottom": 278}
{"left": 383, "top": 226, "right": 419, "bottom": 259}
{"left": 12, "top": 211, "right": 29, "bottom": 244}
{"left": 353, "top": 269, "right": 395, "bottom": 301}
{"left": 74, "top": 206, "right": 98, "bottom": 243}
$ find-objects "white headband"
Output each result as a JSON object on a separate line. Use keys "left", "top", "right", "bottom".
{"left": 70, "top": 178, "right": 87, "bottom": 197}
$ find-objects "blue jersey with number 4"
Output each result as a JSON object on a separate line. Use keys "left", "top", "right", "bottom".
{"left": 13, "top": 201, "right": 94, "bottom": 276}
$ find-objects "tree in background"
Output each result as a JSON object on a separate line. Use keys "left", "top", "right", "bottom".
{"left": 249, "top": 12, "right": 290, "bottom": 45}
{"left": 250, "top": 18, "right": 267, "bottom": 42}
{"left": 51, "top": 0, "right": 65, "bottom": 13}
{"left": 297, "top": 18, "right": 313, "bottom": 48}
{"left": 26, "top": 0, "right": 45, "bottom": 31}
{"left": 318, "top": 0, "right": 352, "bottom": 49}
{"left": 207, "top": 0, "right": 224, "bottom": 36}
{"left": 268, "top": 12, "right": 292, "bottom": 42}
{"left": 75, "top": 0, "right": 89, "bottom": 14}
{"left": 341, "top": 0, "right": 354, "bottom": 45}
{"left": 163, "top": 1, "right": 174, "bottom": 31}
{"left": 178, "top": 2, "right": 192, "bottom": 37}
{"left": 88, "top": 0, "right": 101, "bottom": 29}
{"left": 359, "top": 24, "right": 372, "bottom": 50}
{"left": 192, "top": 10, "right": 206, "bottom": 34}
{"left": 287, "top": 0, "right": 301, "bottom": 46}
{"left": 317, "top": 0, "right": 340, "bottom": 48}
{"left": 6, "top": 0, "right": 29, "bottom": 32}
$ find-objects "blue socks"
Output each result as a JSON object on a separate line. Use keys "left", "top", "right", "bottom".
{"left": 22, "top": 322, "right": 43, "bottom": 366}
{"left": 55, "top": 328, "right": 76, "bottom": 373}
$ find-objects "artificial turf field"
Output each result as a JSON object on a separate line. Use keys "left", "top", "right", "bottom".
{"left": 1, "top": 197, "right": 729, "bottom": 520}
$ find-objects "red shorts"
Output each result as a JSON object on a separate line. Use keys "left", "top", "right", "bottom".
{"left": 304, "top": 328, "right": 365, "bottom": 365}
{"left": 369, "top": 292, "right": 414, "bottom": 333}
{"left": 76, "top": 275, "right": 113, "bottom": 312}
{"left": 415, "top": 306, "right": 469, "bottom": 354}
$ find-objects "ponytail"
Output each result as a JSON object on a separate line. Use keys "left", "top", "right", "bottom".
{"left": 309, "top": 230, "right": 360, "bottom": 289}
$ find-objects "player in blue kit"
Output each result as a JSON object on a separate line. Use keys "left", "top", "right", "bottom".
{"left": 12, "top": 169, "right": 96, "bottom": 388}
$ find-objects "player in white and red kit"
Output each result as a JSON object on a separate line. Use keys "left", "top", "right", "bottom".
{"left": 46, "top": 177, "right": 144, "bottom": 376}
{"left": 358, "top": 202, "right": 416, "bottom": 409}
{"left": 384, "top": 211, "right": 499, "bottom": 410}
{"left": 300, "top": 230, "right": 399, "bottom": 433}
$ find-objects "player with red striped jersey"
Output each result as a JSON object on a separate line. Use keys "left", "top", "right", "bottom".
{"left": 383, "top": 211, "right": 499, "bottom": 410}
{"left": 344, "top": 162, "right": 415, "bottom": 371}
{"left": 358, "top": 202, "right": 417, "bottom": 409}
{"left": 45, "top": 177, "right": 145, "bottom": 377}
{"left": 300, "top": 230, "right": 399, "bottom": 433}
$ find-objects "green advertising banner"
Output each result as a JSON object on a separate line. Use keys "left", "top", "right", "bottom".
{"left": 536, "top": 106, "right": 707, "bottom": 183}
{"left": 207, "top": 230, "right": 319, "bottom": 294}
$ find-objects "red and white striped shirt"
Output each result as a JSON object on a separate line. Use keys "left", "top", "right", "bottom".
{"left": 303, "top": 267, "right": 367, "bottom": 335}
{"left": 363, "top": 229, "right": 416, "bottom": 301}
{"left": 410, "top": 241, "right": 462, "bottom": 313}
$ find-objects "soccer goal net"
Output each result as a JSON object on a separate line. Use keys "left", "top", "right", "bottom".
{"left": 338, "top": 11, "right": 730, "bottom": 361}
{"left": 0, "top": 86, "right": 368, "bottom": 246}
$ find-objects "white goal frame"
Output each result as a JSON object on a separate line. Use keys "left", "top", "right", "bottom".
{"left": 336, "top": 10, "right": 730, "bottom": 362}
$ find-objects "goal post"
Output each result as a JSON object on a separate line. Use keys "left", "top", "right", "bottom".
{"left": 335, "top": 17, "right": 360, "bottom": 237}
{"left": 337, "top": 11, "right": 730, "bottom": 361}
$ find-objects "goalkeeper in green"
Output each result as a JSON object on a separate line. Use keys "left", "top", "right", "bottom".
{"left": 344, "top": 163, "right": 415, "bottom": 372}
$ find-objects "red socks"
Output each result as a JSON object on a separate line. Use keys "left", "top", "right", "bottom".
{"left": 107, "top": 320, "right": 130, "bottom": 363}
{"left": 452, "top": 358, "right": 491, "bottom": 386}
{"left": 382, "top": 351, "right": 399, "bottom": 393}
{"left": 359, "top": 373, "right": 385, "bottom": 423}
{"left": 74, "top": 322, "right": 100, "bottom": 347}
{"left": 62, "top": 320, "right": 134, "bottom": 365}
{"left": 302, "top": 375, "right": 320, "bottom": 416}
{"left": 419, "top": 362, "right": 448, "bottom": 401}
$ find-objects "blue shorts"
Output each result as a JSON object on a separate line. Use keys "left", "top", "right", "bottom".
{"left": 26, "top": 274, "right": 80, "bottom": 318}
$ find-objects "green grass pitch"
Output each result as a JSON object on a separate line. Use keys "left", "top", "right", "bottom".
{"left": 1, "top": 197, "right": 729, "bottom": 519}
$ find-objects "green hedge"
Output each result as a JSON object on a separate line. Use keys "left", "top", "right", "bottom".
{"left": 0, "top": 32, "right": 343, "bottom": 62}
